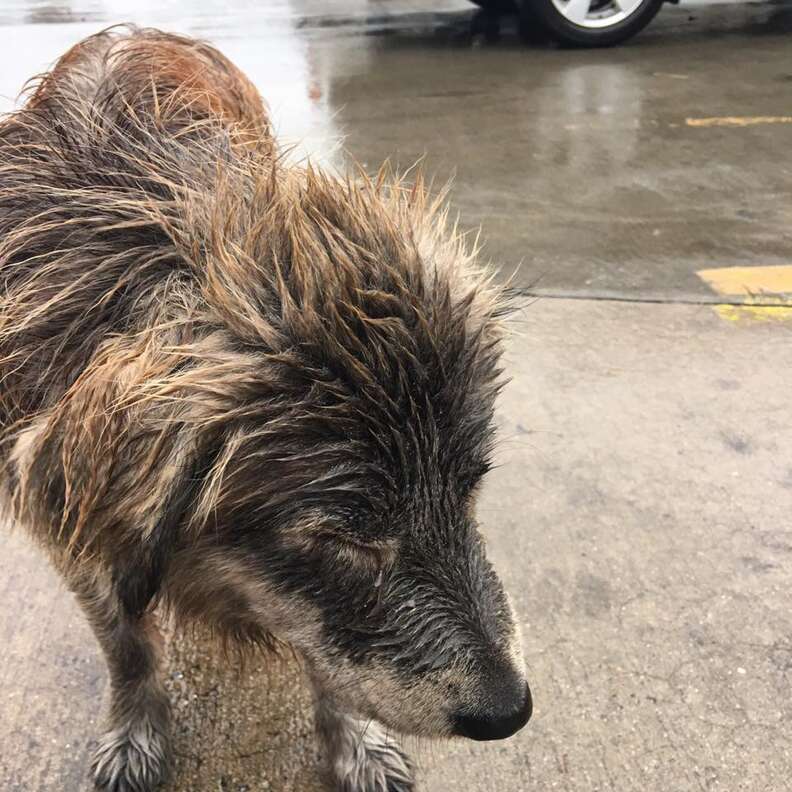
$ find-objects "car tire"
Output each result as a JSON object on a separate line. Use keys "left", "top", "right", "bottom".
{"left": 518, "top": 0, "right": 664, "bottom": 46}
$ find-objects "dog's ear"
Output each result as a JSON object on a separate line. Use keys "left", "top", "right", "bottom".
{"left": 112, "top": 454, "right": 206, "bottom": 619}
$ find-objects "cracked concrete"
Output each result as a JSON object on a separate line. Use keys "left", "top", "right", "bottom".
{"left": 2, "top": 1, "right": 792, "bottom": 791}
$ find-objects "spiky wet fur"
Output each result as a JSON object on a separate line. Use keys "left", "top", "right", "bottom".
{"left": 0, "top": 26, "right": 525, "bottom": 792}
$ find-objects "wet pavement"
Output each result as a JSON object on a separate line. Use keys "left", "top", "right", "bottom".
{"left": 2, "top": 2, "right": 792, "bottom": 791}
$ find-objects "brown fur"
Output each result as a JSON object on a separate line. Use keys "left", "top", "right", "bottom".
{"left": 0, "top": 25, "right": 522, "bottom": 792}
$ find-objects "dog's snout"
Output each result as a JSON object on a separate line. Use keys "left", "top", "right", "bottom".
{"left": 453, "top": 679, "right": 532, "bottom": 741}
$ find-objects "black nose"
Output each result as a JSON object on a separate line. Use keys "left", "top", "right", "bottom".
{"left": 453, "top": 681, "right": 532, "bottom": 741}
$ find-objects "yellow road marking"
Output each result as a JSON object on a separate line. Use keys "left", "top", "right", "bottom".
{"left": 686, "top": 116, "right": 792, "bottom": 128}
{"left": 696, "top": 265, "right": 792, "bottom": 299}
{"left": 714, "top": 305, "right": 792, "bottom": 324}
{"left": 697, "top": 266, "right": 792, "bottom": 324}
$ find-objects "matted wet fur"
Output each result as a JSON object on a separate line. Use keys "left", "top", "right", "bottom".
{"left": 0, "top": 26, "right": 531, "bottom": 792}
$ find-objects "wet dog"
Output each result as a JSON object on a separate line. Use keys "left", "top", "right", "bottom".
{"left": 0, "top": 26, "right": 530, "bottom": 792}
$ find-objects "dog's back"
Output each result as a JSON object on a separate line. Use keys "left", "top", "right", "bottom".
{"left": 0, "top": 27, "right": 294, "bottom": 579}
{"left": 0, "top": 27, "right": 272, "bottom": 435}
{"left": 28, "top": 26, "right": 269, "bottom": 143}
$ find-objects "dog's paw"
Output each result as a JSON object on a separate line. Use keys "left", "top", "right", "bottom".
{"left": 330, "top": 720, "right": 414, "bottom": 792}
{"left": 91, "top": 714, "right": 170, "bottom": 792}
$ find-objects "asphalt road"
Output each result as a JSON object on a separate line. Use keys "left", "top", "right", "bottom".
{"left": 1, "top": 2, "right": 792, "bottom": 791}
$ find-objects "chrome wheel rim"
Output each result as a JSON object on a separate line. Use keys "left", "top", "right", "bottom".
{"left": 550, "top": 0, "right": 644, "bottom": 28}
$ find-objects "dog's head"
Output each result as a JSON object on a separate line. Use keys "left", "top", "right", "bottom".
{"left": 167, "top": 171, "right": 530, "bottom": 741}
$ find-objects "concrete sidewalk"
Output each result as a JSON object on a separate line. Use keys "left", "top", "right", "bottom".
{"left": 3, "top": 297, "right": 791, "bottom": 791}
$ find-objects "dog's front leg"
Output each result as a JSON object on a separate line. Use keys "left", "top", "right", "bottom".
{"left": 71, "top": 574, "right": 171, "bottom": 792}
{"left": 313, "top": 686, "right": 414, "bottom": 792}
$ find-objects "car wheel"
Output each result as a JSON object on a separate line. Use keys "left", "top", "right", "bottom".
{"left": 519, "top": 0, "right": 664, "bottom": 46}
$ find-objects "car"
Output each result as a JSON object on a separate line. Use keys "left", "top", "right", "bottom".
{"left": 472, "top": 0, "right": 667, "bottom": 46}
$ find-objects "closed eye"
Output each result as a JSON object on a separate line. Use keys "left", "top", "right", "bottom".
{"left": 330, "top": 533, "right": 396, "bottom": 569}
{"left": 313, "top": 515, "right": 397, "bottom": 568}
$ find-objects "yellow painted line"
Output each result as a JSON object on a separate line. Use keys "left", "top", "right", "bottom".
{"left": 697, "top": 265, "right": 792, "bottom": 324}
{"left": 714, "top": 305, "right": 792, "bottom": 324}
{"left": 696, "top": 265, "right": 792, "bottom": 299}
{"left": 686, "top": 116, "right": 792, "bottom": 128}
